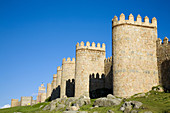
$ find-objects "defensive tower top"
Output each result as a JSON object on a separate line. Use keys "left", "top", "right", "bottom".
{"left": 62, "top": 57, "right": 75, "bottom": 64}
{"left": 76, "top": 41, "right": 105, "bottom": 51}
{"left": 112, "top": 13, "right": 157, "bottom": 28}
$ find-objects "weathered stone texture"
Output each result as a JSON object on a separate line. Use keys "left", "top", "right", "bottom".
{"left": 11, "top": 99, "right": 20, "bottom": 107}
{"left": 104, "top": 57, "right": 113, "bottom": 90}
{"left": 157, "top": 37, "right": 170, "bottom": 91}
{"left": 46, "top": 83, "right": 52, "bottom": 98}
{"left": 112, "top": 14, "right": 159, "bottom": 97}
{"left": 56, "top": 66, "right": 62, "bottom": 87}
{"left": 75, "top": 42, "right": 106, "bottom": 97}
{"left": 60, "top": 57, "right": 75, "bottom": 98}
{"left": 20, "top": 96, "right": 33, "bottom": 106}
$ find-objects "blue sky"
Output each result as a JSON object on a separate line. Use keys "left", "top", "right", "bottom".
{"left": 0, "top": 0, "right": 170, "bottom": 107}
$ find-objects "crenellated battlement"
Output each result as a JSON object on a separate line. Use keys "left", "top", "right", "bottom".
{"left": 62, "top": 57, "right": 75, "bottom": 64}
{"left": 104, "top": 56, "right": 112, "bottom": 63}
{"left": 76, "top": 41, "right": 105, "bottom": 51}
{"left": 89, "top": 73, "right": 105, "bottom": 79}
{"left": 112, "top": 13, "right": 157, "bottom": 28}
{"left": 157, "top": 37, "right": 170, "bottom": 46}
{"left": 57, "top": 66, "right": 62, "bottom": 71}
{"left": 53, "top": 74, "right": 57, "bottom": 78}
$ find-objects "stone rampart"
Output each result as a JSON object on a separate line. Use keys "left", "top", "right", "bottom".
{"left": 112, "top": 13, "right": 159, "bottom": 97}
{"left": 60, "top": 57, "right": 75, "bottom": 98}
{"left": 75, "top": 41, "right": 106, "bottom": 97}
{"left": 157, "top": 37, "right": 170, "bottom": 91}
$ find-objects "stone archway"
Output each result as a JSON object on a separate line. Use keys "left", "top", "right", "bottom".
{"left": 161, "top": 60, "right": 170, "bottom": 92}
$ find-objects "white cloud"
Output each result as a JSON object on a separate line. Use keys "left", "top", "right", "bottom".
{"left": 0, "top": 104, "right": 11, "bottom": 109}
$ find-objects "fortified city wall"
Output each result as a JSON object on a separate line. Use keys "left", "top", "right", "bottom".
{"left": 112, "top": 13, "right": 159, "bottom": 97}
{"left": 75, "top": 41, "right": 106, "bottom": 97}
{"left": 60, "top": 57, "right": 75, "bottom": 98}
{"left": 157, "top": 37, "right": 170, "bottom": 91}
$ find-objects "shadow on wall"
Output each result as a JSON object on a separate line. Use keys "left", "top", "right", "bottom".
{"left": 66, "top": 79, "right": 75, "bottom": 97}
{"left": 89, "top": 73, "right": 112, "bottom": 99}
{"left": 161, "top": 60, "right": 170, "bottom": 92}
{"left": 51, "top": 85, "right": 60, "bottom": 100}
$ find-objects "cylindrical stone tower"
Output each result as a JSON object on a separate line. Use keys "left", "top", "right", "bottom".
{"left": 112, "top": 13, "right": 159, "bottom": 97}
{"left": 75, "top": 41, "right": 106, "bottom": 97}
{"left": 60, "top": 57, "right": 75, "bottom": 98}
{"left": 56, "top": 66, "right": 62, "bottom": 87}
{"left": 52, "top": 74, "right": 57, "bottom": 89}
{"left": 46, "top": 83, "right": 51, "bottom": 98}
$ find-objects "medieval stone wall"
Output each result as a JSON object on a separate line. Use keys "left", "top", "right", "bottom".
{"left": 75, "top": 42, "right": 106, "bottom": 97}
{"left": 11, "top": 99, "right": 20, "bottom": 107}
{"left": 112, "top": 13, "right": 159, "bottom": 97}
{"left": 60, "top": 57, "right": 75, "bottom": 98}
{"left": 46, "top": 83, "right": 52, "bottom": 98}
{"left": 157, "top": 37, "right": 170, "bottom": 91}
{"left": 20, "top": 96, "right": 33, "bottom": 106}
{"left": 104, "top": 57, "right": 113, "bottom": 90}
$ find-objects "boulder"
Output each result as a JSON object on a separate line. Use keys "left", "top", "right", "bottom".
{"left": 131, "top": 110, "right": 138, "bottom": 113}
{"left": 93, "top": 97, "right": 122, "bottom": 107}
{"left": 144, "top": 111, "right": 152, "bottom": 113}
{"left": 42, "top": 104, "right": 50, "bottom": 111}
{"left": 107, "top": 110, "right": 115, "bottom": 113}
{"left": 133, "top": 93, "right": 145, "bottom": 98}
{"left": 131, "top": 101, "right": 142, "bottom": 109}
{"left": 120, "top": 101, "right": 143, "bottom": 112}
{"left": 107, "top": 94, "right": 116, "bottom": 99}
{"left": 55, "top": 104, "right": 65, "bottom": 110}
{"left": 50, "top": 102, "right": 56, "bottom": 111}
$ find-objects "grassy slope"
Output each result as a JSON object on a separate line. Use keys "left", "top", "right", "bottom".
{"left": 1, "top": 91, "right": 170, "bottom": 113}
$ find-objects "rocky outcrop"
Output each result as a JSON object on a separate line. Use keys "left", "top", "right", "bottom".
{"left": 120, "top": 101, "right": 143, "bottom": 113}
{"left": 93, "top": 94, "right": 122, "bottom": 107}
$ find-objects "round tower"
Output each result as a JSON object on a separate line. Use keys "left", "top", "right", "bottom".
{"left": 112, "top": 13, "right": 159, "bottom": 97}
{"left": 75, "top": 41, "right": 106, "bottom": 97}
{"left": 60, "top": 57, "right": 75, "bottom": 98}
{"left": 56, "top": 66, "right": 62, "bottom": 87}
{"left": 46, "top": 83, "right": 51, "bottom": 98}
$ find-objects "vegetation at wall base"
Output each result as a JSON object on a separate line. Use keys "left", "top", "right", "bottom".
{"left": 1, "top": 90, "right": 170, "bottom": 113}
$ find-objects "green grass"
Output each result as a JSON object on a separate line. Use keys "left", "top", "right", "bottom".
{"left": 1, "top": 91, "right": 170, "bottom": 113}
{"left": 126, "top": 91, "right": 170, "bottom": 113}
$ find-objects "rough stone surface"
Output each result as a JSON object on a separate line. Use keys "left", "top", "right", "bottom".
{"left": 107, "top": 110, "right": 115, "bottom": 113}
{"left": 112, "top": 14, "right": 159, "bottom": 97}
{"left": 133, "top": 93, "right": 145, "bottom": 98}
{"left": 93, "top": 97, "right": 122, "bottom": 107}
{"left": 107, "top": 94, "right": 116, "bottom": 99}
{"left": 131, "top": 101, "right": 143, "bottom": 109}
{"left": 60, "top": 58, "right": 75, "bottom": 98}
{"left": 131, "top": 110, "right": 138, "bottom": 113}
{"left": 75, "top": 42, "right": 106, "bottom": 97}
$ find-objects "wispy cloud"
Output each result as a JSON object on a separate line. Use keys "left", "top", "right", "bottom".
{"left": 0, "top": 104, "right": 11, "bottom": 109}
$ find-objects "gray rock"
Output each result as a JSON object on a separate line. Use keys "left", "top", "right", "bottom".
{"left": 107, "top": 94, "right": 116, "bottom": 99}
{"left": 131, "top": 101, "right": 143, "bottom": 109}
{"left": 107, "top": 110, "right": 115, "bottom": 113}
{"left": 42, "top": 104, "right": 50, "bottom": 111}
{"left": 144, "top": 111, "right": 152, "bottom": 113}
{"left": 134, "top": 93, "right": 145, "bottom": 98}
{"left": 93, "top": 97, "right": 122, "bottom": 107}
{"left": 39, "top": 105, "right": 43, "bottom": 108}
{"left": 56, "top": 104, "right": 65, "bottom": 110}
{"left": 131, "top": 110, "right": 138, "bottom": 113}
{"left": 50, "top": 102, "right": 56, "bottom": 111}
{"left": 120, "top": 101, "right": 132, "bottom": 112}
{"left": 76, "top": 97, "right": 91, "bottom": 107}
{"left": 93, "top": 112, "right": 98, "bottom": 113}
